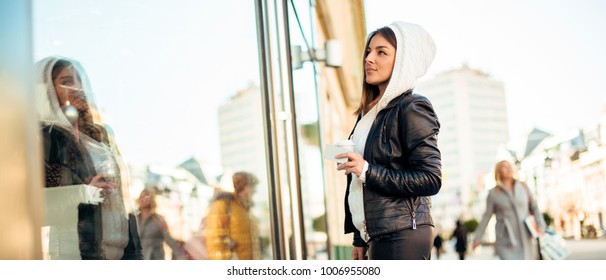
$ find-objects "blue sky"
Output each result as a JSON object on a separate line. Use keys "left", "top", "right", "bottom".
{"left": 32, "top": 0, "right": 606, "bottom": 167}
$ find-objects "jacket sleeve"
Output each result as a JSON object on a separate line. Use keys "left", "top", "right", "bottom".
{"left": 474, "top": 191, "right": 496, "bottom": 243}
{"left": 157, "top": 215, "right": 187, "bottom": 258}
{"left": 352, "top": 231, "right": 367, "bottom": 247}
{"left": 365, "top": 98, "right": 442, "bottom": 197}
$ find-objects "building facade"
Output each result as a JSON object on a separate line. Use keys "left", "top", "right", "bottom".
{"left": 516, "top": 108, "right": 606, "bottom": 239}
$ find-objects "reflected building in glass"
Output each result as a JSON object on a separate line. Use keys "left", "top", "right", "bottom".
{"left": 217, "top": 84, "right": 272, "bottom": 258}
{"left": 218, "top": 84, "right": 267, "bottom": 188}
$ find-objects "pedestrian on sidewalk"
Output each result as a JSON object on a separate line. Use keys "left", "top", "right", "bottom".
{"left": 433, "top": 233, "right": 444, "bottom": 259}
{"left": 451, "top": 219, "right": 468, "bottom": 260}
{"left": 472, "top": 160, "right": 546, "bottom": 259}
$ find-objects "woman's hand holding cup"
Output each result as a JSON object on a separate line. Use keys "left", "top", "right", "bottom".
{"left": 335, "top": 140, "right": 364, "bottom": 177}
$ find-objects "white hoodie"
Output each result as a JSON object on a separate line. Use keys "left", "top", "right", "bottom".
{"left": 349, "top": 21, "right": 437, "bottom": 242}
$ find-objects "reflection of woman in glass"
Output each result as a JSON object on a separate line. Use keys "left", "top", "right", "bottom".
{"left": 36, "top": 56, "right": 142, "bottom": 260}
{"left": 137, "top": 188, "right": 186, "bottom": 260}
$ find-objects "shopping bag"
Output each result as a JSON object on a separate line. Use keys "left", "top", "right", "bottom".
{"left": 538, "top": 230, "right": 568, "bottom": 260}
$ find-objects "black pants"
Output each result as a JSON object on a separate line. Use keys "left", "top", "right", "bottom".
{"left": 367, "top": 225, "right": 433, "bottom": 260}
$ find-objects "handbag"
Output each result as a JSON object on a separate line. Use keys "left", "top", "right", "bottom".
{"left": 520, "top": 182, "right": 568, "bottom": 260}
{"left": 538, "top": 229, "right": 569, "bottom": 260}
{"left": 520, "top": 182, "right": 544, "bottom": 259}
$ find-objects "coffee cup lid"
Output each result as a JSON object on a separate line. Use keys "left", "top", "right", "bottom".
{"left": 336, "top": 139, "right": 354, "bottom": 146}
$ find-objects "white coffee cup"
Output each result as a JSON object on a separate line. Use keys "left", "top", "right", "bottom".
{"left": 335, "top": 139, "right": 355, "bottom": 164}
{"left": 335, "top": 139, "right": 355, "bottom": 151}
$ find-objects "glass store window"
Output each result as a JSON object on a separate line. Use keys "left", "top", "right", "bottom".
{"left": 286, "top": 1, "right": 329, "bottom": 259}
{"left": 33, "top": 0, "right": 272, "bottom": 260}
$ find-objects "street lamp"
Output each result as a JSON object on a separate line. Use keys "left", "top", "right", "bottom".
{"left": 291, "top": 39, "right": 342, "bottom": 70}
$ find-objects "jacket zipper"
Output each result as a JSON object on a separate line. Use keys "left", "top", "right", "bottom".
{"left": 406, "top": 197, "right": 417, "bottom": 230}
{"left": 362, "top": 183, "right": 369, "bottom": 241}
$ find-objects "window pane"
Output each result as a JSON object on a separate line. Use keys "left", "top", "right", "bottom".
{"left": 288, "top": 0, "right": 329, "bottom": 259}
{"left": 33, "top": 0, "right": 272, "bottom": 260}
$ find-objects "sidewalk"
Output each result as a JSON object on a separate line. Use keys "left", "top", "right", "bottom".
{"left": 433, "top": 243, "right": 498, "bottom": 260}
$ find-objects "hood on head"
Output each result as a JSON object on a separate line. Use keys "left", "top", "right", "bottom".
{"left": 35, "top": 56, "right": 98, "bottom": 127}
{"left": 36, "top": 56, "right": 68, "bottom": 127}
{"left": 375, "top": 21, "right": 436, "bottom": 112}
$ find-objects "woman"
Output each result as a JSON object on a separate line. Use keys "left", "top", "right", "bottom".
{"left": 472, "top": 160, "right": 546, "bottom": 259}
{"left": 336, "top": 21, "right": 441, "bottom": 260}
{"left": 137, "top": 189, "right": 185, "bottom": 260}
{"left": 36, "top": 56, "right": 142, "bottom": 260}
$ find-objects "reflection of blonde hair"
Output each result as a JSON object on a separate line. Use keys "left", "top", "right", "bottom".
{"left": 494, "top": 160, "right": 517, "bottom": 185}
{"left": 138, "top": 188, "right": 157, "bottom": 212}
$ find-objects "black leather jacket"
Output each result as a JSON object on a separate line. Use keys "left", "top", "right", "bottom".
{"left": 344, "top": 91, "right": 442, "bottom": 246}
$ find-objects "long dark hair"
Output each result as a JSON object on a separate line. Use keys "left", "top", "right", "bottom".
{"left": 354, "top": 26, "right": 397, "bottom": 116}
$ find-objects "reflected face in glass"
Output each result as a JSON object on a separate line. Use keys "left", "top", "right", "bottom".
{"left": 137, "top": 191, "right": 153, "bottom": 210}
{"left": 240, "top": 185, "right": 255, "bottom": 205}
{"left": 137, "top": 190, "right": 155, "bottom": 210}
{"left": 52, "top": 66, "right": 86, "bottom": 110}
{"left": 364, "top": 34, "right": 396, "bottom": 92}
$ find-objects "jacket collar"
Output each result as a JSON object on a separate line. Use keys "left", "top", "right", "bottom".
{"left": 382, "top": 89, "right": 414, "bottom": 111}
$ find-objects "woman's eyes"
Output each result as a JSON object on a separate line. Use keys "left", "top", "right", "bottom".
{"left": 59, "top": 79, "right": 78, "bottom": 87}
{"left": 367, "top": 50, "right": 387, "bottom": 55}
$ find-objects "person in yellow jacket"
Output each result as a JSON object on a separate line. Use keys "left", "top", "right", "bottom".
{"left": 205, "top": 171, "right": 261, "bottom": 260}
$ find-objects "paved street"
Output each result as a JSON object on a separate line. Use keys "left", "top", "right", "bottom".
{"left": 433, "top": 238, "right": 606, "bottom": 260}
